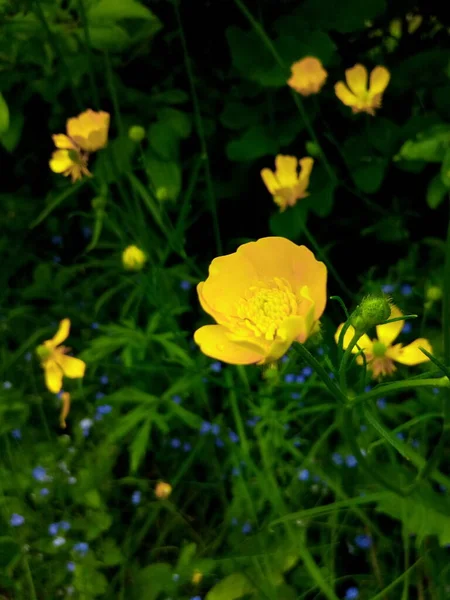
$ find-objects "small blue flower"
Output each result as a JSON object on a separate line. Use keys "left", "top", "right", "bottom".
{"left": 396, "top": 432, "right": 405, "bottom": 441}
{"left": 291, "top": 392, "right": 301, "bottom": 400}
{"left": 215, "top": 438, "right": 224, "bottom": 448}
{"left": 354, "top": 534, "right": 372, "bottom": 549}
{"left": 2, "top": 381, "right": 12, "bottom": 389}
{"left": 131, "top": 490, "right": 141, "bottom": 505}
{"left": 79, "top": 418, "right": 93, "bottom": 437}
{"left": 332, "top": 452, "right": 343, "bottom": 466}
{"left": 400, "top": 284, "right": 413, "bottom": 296}
{"left": 211, "top": 424, "right": 220, "bottom": 436}
{"left": 229, "top": 431, "right": 239, "bottom": 443}
{"left": 232, "top": 467, "right": 241, "bottom": 477}
{"left": 317, "top": 347, "right": 325, "bottom": 356}
{"left": 284, "top": 373, "right": 295, "bottom": 384}
{"left": 210, "top": 361, "right": 222, "bottom": 373}
{"left": 95, "top": 392, "right": 105, "bottom": 400}
{"left": 49, "top": 523, "right": 59, "bottom": 536}
{"left": 345, "top": 587, "right": 359, "bottom": 599}
{"left": 68, "top": 476, "right": 77, "bottom": 485}
{"left": 91, "top": 322, "right": 100, "bottom": 329}
{"left": 364, "top": 385, "right": 372, "bottom": 393}
{"left": 32, "top": 466, "right": 48, "bottom": 482}
{"left": 96, "top": 404, "right": 112, "bottom": 416}
{"left": 296, "top": 374, "right": 305, "bottom": 384}
{"left": 381, "top": 284, "right": 395, "bottom": 294}
{"left": 100, "top": 375, "right": 109, "bottom": 385}
{"left": 11, "top": 429, "right": 22, "bottom": 440}
{"left": 67, "top": 561, "right": 76, "bottom": 572}
{"left": 183, "top": 442, "right": 192, "bottom": 452}
{"left": 172, "top": 573, "right": 180, "bottom": 582}
{"left": 170, "top": 438, "right": 181, "bottom": 448}
{"left": 298, "top": 469, "right": 309, "bottom": 481}
{"left": 360, "top": 425, "right": 367, "bottom": 432}
{"left": 411, "top": 438, "right": 420, "bottom": 448}
{"left": 241, "top": 522, "right": 252, "bottom": 534}
{"left": 200, "top": 421, "right": 212, "bottom": 434}
{"left": 172, "top": 395, "right": 182, "bottom": 404}
{"left": 10, "top": 513, "right": 24, "bottom": 527}
{"left": 180, "top": 280, "right": 192, "bottom": 291}
{"left": 73, "top": 542, "right": 89, "bottom": 556}
{"left": 345, "top": 455, "right": 358, "bottom": 468}
{"left": 40, "top": 488, "right": 50, "bottom": 496}
{"left": 246, "top": 416, "right": 259, "bottom": 427}
{"left": 60, "top": 521, "right": 71, "bottom": 531}
{"left": 293, "top": 438, "right": 301, "bottom": 447}
{"left": 433, "top": 387, "right": 440, "bottom": 395}
{"left": 402, "top": 322, "right": 412, "bottom": 334}
{"left": 53, "top": 536, "right": 66, "bottom": 547}
{"left": 377, "top": 398, "right": 387, "bottom": 409}
{"left": 190, "top": 596, "right": 202, "bottom": 600}
{"left": 280, "top": 355, "right": 289, "bottom": 364}
{"left": 24, "top": 351, "right": 32, "bottom": 362}
{"left": 328, "top": 372, "right": 335, "bottom": 379}
{"left": 302, "top": 366, "right": 313, "bottom": 377}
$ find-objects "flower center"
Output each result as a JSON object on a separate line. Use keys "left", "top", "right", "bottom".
{"left": 236, "top": 278, "right": 298, "bottom": 340}
{"left": 372, "top": 341, "right": 387, "bottom": 357}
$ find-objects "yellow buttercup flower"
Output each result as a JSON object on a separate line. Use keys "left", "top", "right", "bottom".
{"left": 36, "top": 319, "right": 86, "bottom": 394}
{"left": 194, "top": 237, "right": 327, "bottom": 365}
{"left": 335, "top": 305, "right": 432, "bottom": 379}
{"left": 155, "top": 481, "right": 172, "bottom": 499}
{"left": 49, "top": 109, "right": 110, "bottom": 182}
{"left": 334, "top": 64, "right": 390, "bottom": 116}
{"left": 192, "top": 570, "right": 203, "bottom": 585}
{"left": 261, "top": 155, "right": 314, "bottom": 212}
{"left": 122, "top": 245, "right": 147, "bottom": 271}
{"left": 287, "top": 57, "right": 328, "bottom": 96}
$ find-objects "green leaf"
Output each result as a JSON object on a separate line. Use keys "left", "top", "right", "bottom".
{"left": 0, "top": 536, "right": 20, "bottom": 568}
{"left": 367, "top": 117, "right": 401, "bottom": 156}
{"left": 295, "top": 0, "right": 386, "bottom": 33}
{"left": 132, "top": 563, "right": 173, "bottom": 600}
{"left": 306, "top": 182, "right": 336, "bottom": 218}
{"left": 396, "top": 124, "right": 450, "bottom": 162}
{"left": 427, "top": 173, "right": 448, "bottom": 209}
{"left": 100, "top": 538, "right": 124, "bottom": 566}
{"left": 441, "top": 147, "right": 450, "bottom": 188}
{"left": 29, "top": 182, "right": 84, "bottom": 228}
{"left": 269, "top": 203, "right": 308, "bottom": 240}
{"left": 276, "top": 31, "right": 336, "bottom": 66}
{"left": 220, "top": 100, "right": 264, "bottom": 130}
{"left": 146, "top": 156, "right": 181, "bottom": 202}
{"left": 0, "top": 92, "right": 9, "bottom": 134}
{"left": 94, "top": 136, "right": 137, "bottom": 183}
{"left": 130, "top": 416, "right": 151, "bottom": 473}
{"left": 74, "top": 564, "right": 108, "bottom": 596}
{"left": 226, "top": 125, "right": 278, "bottom": 161}
{"left": 0, "top": 112, "right": 24, "bottom": 152}
{"left": 432, "top": 85, "right": 450, "bottom": 121}
{"left": 87, "top": 0, "right": 158, "bottom": 21}
{"left": 157, "top": 108, "right": 191, "bottom": 139}
{"left": 206, "top": 572, "right": 256, "bottom": 600}
{"left": 351, "top": 161, "right": 387, "bottom": 194}
{"left": 149, "top": 121, "right": 179, "bottom": 160}
{"left": 78, "top": 25, "right": 130, "bottom": 51}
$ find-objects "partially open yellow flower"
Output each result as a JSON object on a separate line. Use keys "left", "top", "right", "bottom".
{"left": 122, "top": 245, "right": 147, "bottom": 271}
{"left": 334, "top": 64, "right": 390, "bottom": 116}
{"left": 261, "top": 155, "right": 314, "bottom": 212}
{"left": 36, "top": 319, "right": 86, "bottom": 394}
{"left": 287, "top": 57, "right": 328, "bottom": 96}
{"left": 335, "top": 305, "right": 432, "bottom": 379}
{"left": 155, "top": 481, "right": 172, "bottom": 499}
{"left": 194, "top": 237, "right": 327, "bottom": 365}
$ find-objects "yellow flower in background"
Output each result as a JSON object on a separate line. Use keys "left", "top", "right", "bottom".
{"left": 287, "top": 57, "right": 328, "bottom": 96}
{"left": 122, "top": 245, "right": 147, "bottom": 271}
{"left": 49, "top": 109, "right": 110, "bottom": 182}
{"left": 261, "top": 155, "right": 314, "bottom": 212}
{"left": 36, "top": 319, "right": 86, "bottom": 394}
{"left": 194, "top": 237, "right": 327, "bottom": 365}
{"left": 335, "top": 305, "right": 432, "bottom": 379}
{"left": 334, "top": 64, "right": 390, "bottom": 116}
{"left": 192, "top": 570, "right": 203, "bottom": 585}
{"left": 155, "top": 481, "right": 172, "bottom": 499}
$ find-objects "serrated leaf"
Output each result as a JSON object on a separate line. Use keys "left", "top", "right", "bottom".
{"left": 226, "top": 125, "right": 278, "bottom": 161}
{"left": 427, "top": 173, "right": 448, "bottom": 209}
{"left": 130, "top": 416, "right": 151, "bottom": 473}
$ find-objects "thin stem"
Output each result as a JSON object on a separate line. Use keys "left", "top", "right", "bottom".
{"left": 76, "top": 0, "right": 100, "bottom": 109}
{"left": 443, "top": 213, "right": 450, "bottom": 368}
{"left": 352, "top": 377, "right": 449, "bottom": 406}
{"left": 227, "top": 370, "right": 250, "bottom": 457}
{"left": 338, "top": 331, "right": 360, "bottom": 394}
{"left": 23, "top": 555, "right": 38, "bottom": 600}
{"left": 297, "top": 529, "right": 340, "bottom": 600}
{"left": 294, "top": 343, "right": 347, "bottom": 405}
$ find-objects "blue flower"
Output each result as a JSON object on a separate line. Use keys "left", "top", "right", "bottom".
{"left": 91, "top": 322, "right": 100, "bottom": 330}
{"left": 2, "top": 381, "right": 12, "bottom": 389}
{"left": 49, "top": 523, "right": 59, "bottom": 536}
{"left": 190, "top": 596, "right": 202, "bottom": 600}
{"left": 11, "top": 429, "right": 22, "bottom": 440}
{"left": 73, "top": 542, "right": 89, "bottom": 556}
{"left": 291, "top": 392, "right": 301, "bottom": 400}
{"left": 381, "top": 284, "right": 395, "bottom": 293}
{"left": 210, "top": 361, "right": 222, "bottom": 373}
{"left": 67, "top": 561, "right": 76, "bottom": 572}
{"left": 180, "top": 280, "right": 192, "bottom": 291}
{"left": 229, "top": 431, "right": 239, "bottom": 443}
{"left": 79, "top": 418, "right": 93, "bottom": 437}
{"left": 200, "top": 421, "right": 211, "bottom": 434}
{"left": 328, "top": 372, "right": 335, "bottom": 379}
{"left": 100, "top": 375, "right": 109, "bottom": 385}
{"left": 172, "top": 573, "right": 180, "bottom": 582}
{"left": 131, "top": 490, "right": 141, "bottom": 505}
{"left": 433, "top": 387, "right": 440, "bottom": 395}
{"left": 96, "top": 404, "right": 112, "bottom": 416}
{"left": 10, "top": 513, "right": 24, "bottom": 527}
{"left": 345, "top": 587, "right": 359, "bottom": 599}
{"left": 376, "top": 398, "right": 387, "bottom": 409}
{"left": 295, "top": 374, "right": 305, "bottom": 384}
{"left": 332, "top": 452, "right": 343, "bottom": 466}
{"left": 215, "top": 438, "right": 224, "bottom": 448}
{"left": 302, "top": 366, "right": 313, "bottom": 377}
{"left": 354, "top": 534, "right": 372, "bottom": 549}
{"left": 170, "top": 438, "right": 181, "bottom": 448}
{"left": 284, "top": 373, "right": 295, "bottom": 384}
{"left": 241, "top": 522, "right": 252, "bottom": 534}
{"left": 183, "top": 442, "right": 192, "bottom": 452}
{"left": 95, "top": 392, "right": 105, "bottom": 400}
{"left": 402, "top": 322, "right": 412, "bottom": 334}
{"left": 345, "top": 455, "right": 358, "bottom": 468}
{"left": 32, "top": 466, "right": 48, "bottom": 482}
{"left": 364, "top": 385, "right": 372, "bottom": 393}
{"left": 60, "top": 521, "right": 71, "bottom": 531}
{"left": 396, "top": 432, "right": 405, "bottom": 441}
{"left": 280, "top": 355, "right": 289, "bottom": 364}
{"left": 24, "top": 351, "right": 32, "bottom": 362}
{"left": 211, "top": 424, "right": 220, "bottom": 436}
{"left": 40, "top": 488, "right": 50, "bottom": 496}
{"left": 53, "top": 536, "right": 66, "bottom": 547}
{"left": 400, "top": 284, "right": 413, "bottom": 296}
{"left": 317, "top": 347, "right": 325, "bottom": 356}
{"left": 293, "top": 439, "right": 301, "bottom": 447}
{"left": 246, "top": 416, "right": 260, "bottom": 427}
{"left": 172, "top": 395, "right": 182, "bottom": 404}
{"left": 298, "top": 469, "right": 309, "bottom": 481}
{"left": 232, "top": 467, "right": 241, "bottom": 477}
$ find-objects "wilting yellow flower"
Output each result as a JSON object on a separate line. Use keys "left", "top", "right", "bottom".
{"left": 49, "top": 109, "right": 110, "bottom": 182}
{"left": 192, "top": 570, "right": 203, "bottom": 585}
{"left": 334, "top": 64, "right": 390, "bottom": 116}
{"left": 155, "top": 481, "right": 172, "bottom": 499}
{"left": 194, "top": 237, "right": 327, "bottom": 365}
{"left": 335, "top": 305, "right": 432, "bottom": 379}
{"left": 261, "top": 155, "right": 314, "bottom": 212}
{"left": 287, "top": 57, "right": 328, "bottom": 96}
{"left": 60, "top": 392, "right": 71, "bottom": 429}
{"left": 122, "top": 245, "right": 147, "bottom": 271}
{"left": 36, "top": 319, "right": 86, "bottom": 394}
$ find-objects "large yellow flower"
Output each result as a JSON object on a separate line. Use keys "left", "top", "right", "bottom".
{"left": 287, "top": 57, "right": 328, "bottom": 96}
{"left": 261, "top": 155, "right": 314, "bottom": 212}
{"left": 335, "top": 305, "right": 432, "bottom": 379}
{"left": 194, "top": 237, "right": 327, "bottom": 365}
{"left": 37, "top": 319, "right": 86, "bottom": 394}
{"left": 334, "top": 64, "right": 390, "bottom": 116}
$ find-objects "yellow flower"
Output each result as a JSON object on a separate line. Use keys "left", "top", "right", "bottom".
{"left": 194, "top": 237, "right": 327, "bottom": 365}
{"left": 66, "top": 109, "right": 110, "bottom": 152}
{"left": 192, "top": 570, "right": 203, "bottom": 585}
{"left": 122, "top": 245, "right": 147, "bottom": 271}
{"left": 155, "top": 481, "right": 172, "bottom": 499}
{"left": 49, "top": 135, "right": 91, "bottom": 183}
{"left": 335, "top": 305, "right": 432, "bottom": 379}
{"left": 261, "top": 155, "right": 314, "bottom": 212}
{"left": 334, "top": 64, "right": 390, "bottom": 116}
{"left": 287, "top": 57, "right": 328, "bottom": 96}
{"left": 37, "top": 319, "right": 86, "bottom": 394}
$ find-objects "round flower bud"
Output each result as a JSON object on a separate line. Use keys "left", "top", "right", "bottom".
{"left": 128, "top": 125, "right": 146, "bottom": 143}
{"left": 91, "top": 196, "right": 107, "bottom": 211}
{"left": 351, "top": 295, "right": 391, "bottom": 333}
{"left": 305, "top": 141, "right": 321, "bottom": 158}
{"left": 426, "top": 286, "right": 442, "bottom": 302}
{"left": 122, "top": 245, "right": 147, "bottom": 271}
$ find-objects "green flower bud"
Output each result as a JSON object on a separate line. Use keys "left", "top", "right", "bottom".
{"left": 36, "top": 344, "right": 51, "bottom": 361}
{"left": 305, "top": 141, "right": 321, "bottom": 158}
{"left": 91, "top": 196, "right": 107, "bottom": 211}
{"left": 426, "top": 286, "right": 442, "bottom": 302}
{"left": 351, "top": 295, "right": 391, "bottom": 333}
{"left": 128, "top": 125, "right": 146, "bottom": 143}
{"left": 156, "top": 187, "right": 168, "bottom": 201}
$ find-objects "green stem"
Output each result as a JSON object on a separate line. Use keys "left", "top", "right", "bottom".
{"left": 443, "top": 215, "right": 450, "bottom": 366}
{"left": 338, "top": 331, "right": 360, "bottom": 395}
{"left": 227, "top": 370, "right": 251, "bottom": 456}
{"left": 294, "top": 343, "right": 347, "bottom": 405}
{"left": 76, "top": 0, "right": 100, "bottom": 109}
{"left": 297, "top": 529, "right": 340, "bottom": 600}
{"left": 23, "top": 555, "right": 38, "bottom": 600}
{"left": 352, "top": 377, "right": 449, "bottom": 406}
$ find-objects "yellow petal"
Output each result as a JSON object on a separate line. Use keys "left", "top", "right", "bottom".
{"left": 287, "top": 57, "right": 327, "bottom": 95}
{"left": 52, "top": 134, "right": 76, "bottom": 149}
{"left": 369, "top": 66, "right": 390, "bottom": 96}
{"left": 334, "top": 82, "right": 358, "bottom": 107}
{"left": 265, "top": 315, "right": 308, "bottom": 362}
{"left": 345, "top": 64, "right": 368, "bottom": 97}
{"left": 67, "top": 109, "right": 110, "bottom": 152}
{"left": 49, "top": 150, "right": 74, "bottom": 174}
{"left": 274, "top": 155, "right": 299, "bottom": 188}
{"left": 261, "top": 168, "right": 278, "bottom": 195}
{"left": 298, "top": 157, "right": 314, "bottom": 184}
{"left": 48, "top": 319, "right": 71, "bottom": 348}
{"left": 376, "top": 305, "right": 403, "bottom": 346}
{"left": 387, "top": 338, "right": 432, "bottom": 366}
{"left": 194, "top": 324, "right": 265, "bottom": 364}
{"left": 56, "top": 354, "right": 86, "bottom": 379}
{"left": 335, "top": 324, "right": 373, "bottom": 353}
{"left": 44, "top": 360, "right": 64, "bottom": 394}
